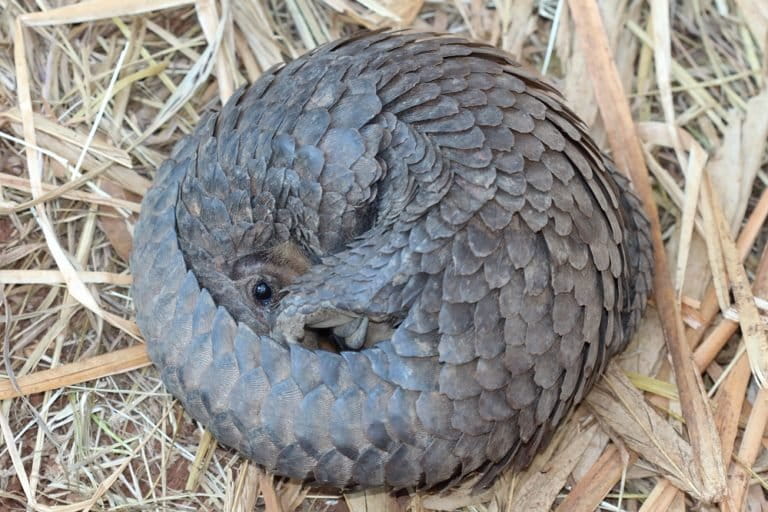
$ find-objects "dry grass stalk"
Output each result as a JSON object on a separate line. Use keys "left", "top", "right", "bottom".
{"left": 637, "top": 479, "right": 680, "bottom": 512}
{"left": 568, "top": 0, "right": 728, "bottom": 503}
{"left": 710, "top": 175, "right": 768, "bottom": 388}
{"left": 554, "top": 445, "right": 637, "bottom": 512}
{"left": 0, "top": 345, "right": 150, "bottom": 400}
{"left": 728, "top": 388, "right": 768, "bottom": 510}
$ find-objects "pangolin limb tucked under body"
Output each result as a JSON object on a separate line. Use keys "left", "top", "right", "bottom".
{"left": 130, "top": 30, "right": 653, "bottom": 490}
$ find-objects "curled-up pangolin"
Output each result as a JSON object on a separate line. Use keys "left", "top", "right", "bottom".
{"left": 130, "top": 30, "right": 653, "bottom": 490}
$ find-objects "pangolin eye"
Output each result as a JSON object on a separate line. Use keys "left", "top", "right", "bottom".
{"left": 252, "top": 281, "right": 273, "bottom": 303}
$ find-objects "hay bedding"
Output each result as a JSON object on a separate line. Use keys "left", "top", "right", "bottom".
{"left": 0, "top": 0, "right": 767, "bottom": 510}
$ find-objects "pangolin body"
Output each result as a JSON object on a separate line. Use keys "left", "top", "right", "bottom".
{"left": 130, "top": 30, "right": 653, "bottom": 490}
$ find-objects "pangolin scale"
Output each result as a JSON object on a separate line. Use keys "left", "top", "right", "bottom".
{"left": 130, "top": 30, "right": 653, "bottom": 490}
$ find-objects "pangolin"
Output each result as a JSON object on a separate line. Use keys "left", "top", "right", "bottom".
{"left": 130, "top": 30, "right": 653, "bottom": 490}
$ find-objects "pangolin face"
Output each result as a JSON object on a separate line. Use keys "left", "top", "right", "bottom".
{"left": 225, "top": 242, "right": 312, "bottom": 333}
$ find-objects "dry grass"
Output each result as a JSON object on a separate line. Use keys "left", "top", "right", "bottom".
{"left": 1, "top": 0, "right": 767, "bottom": 510}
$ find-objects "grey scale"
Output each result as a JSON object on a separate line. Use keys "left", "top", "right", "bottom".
{"left": 130, "top": 30, "right": 653, "bottom": 491}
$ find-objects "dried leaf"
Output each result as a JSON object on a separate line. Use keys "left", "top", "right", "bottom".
{"left": 508, "top": 421, "right": 600, "bottom": 511}
{"left": 346, "top": 489, "right": 402, "bottom": 512}
{"left": 97, "top": 180, "right": 137, "bottom": 261}
{"left": 227, "top": 461, "right": 261, "bottom": 512}
{"left": 587, "top": 365, "right": 709, "bottom": 499}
